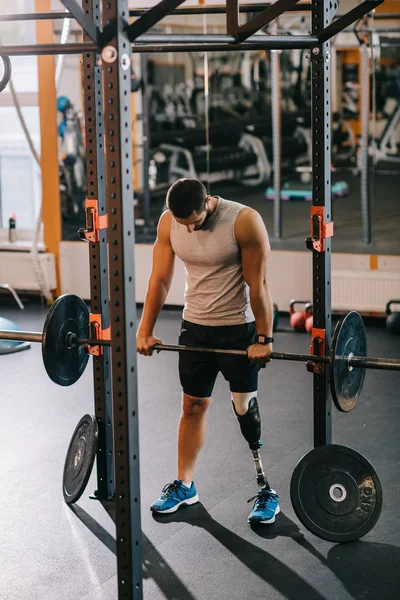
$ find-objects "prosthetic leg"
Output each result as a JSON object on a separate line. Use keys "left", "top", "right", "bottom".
{"left": 232, "top": 396, "right": 271, "bottom": 489}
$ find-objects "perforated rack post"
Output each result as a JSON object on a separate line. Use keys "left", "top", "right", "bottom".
{"left": 82, "top": 0, "right": 114, "bottom": 502}
{"left": 101, "top": 0, "right": 142, "bottom": 597}
{"left": 310, "top": 0, "right": 336, "bottom": 447}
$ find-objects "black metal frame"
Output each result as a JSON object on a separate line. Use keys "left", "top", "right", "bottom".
{"left": 60, "top": 0, "right": 100, "bottom": 44}
{"left": 0, "top": 1, "right": 384, "bottom": 598}
{"left": 318, "top": 0, "right": 384, "bottom": 43}
{"left": 126, "top": 0, "right": 185, "bottom": 42}
{"left": 0, "top": 35, "right": 322, "bottom": 56}
{"left": 0, "top": 0, "right": 381, "bottom": 55}
{"left": 309, "top": 1, "right": 335, "bottom": 448}
{"left": 0, "top": 3, "right": 313, "bottom": 21}
{"left": 101, "top": 2, "right": 142, "bottom": 598}
{"left": 131, "top": 3, "right": 313, "bottom": 16}
{"left": 5, "top": 3, "right": 398, "bottom": 22}
{"left": 227, "top": 0, "right": 303, "bottom": 42}
{"left": 0, "top": 42, "right": 97, "bottom": 56}
{"left": 81, "top": 0, "right": 114, "bottom": 502}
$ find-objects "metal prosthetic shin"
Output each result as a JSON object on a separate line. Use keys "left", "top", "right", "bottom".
{"left": 232, "top": 397, "right": 270, "bottom": 489}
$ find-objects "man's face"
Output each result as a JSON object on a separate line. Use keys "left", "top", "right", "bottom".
{"left": 174, "top": 207, "right": 210, "bottom": 233}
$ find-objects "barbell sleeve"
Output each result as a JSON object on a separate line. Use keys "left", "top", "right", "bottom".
{"left": 77, "top": 337, "right": 111, "bottom": 347}
{"left": 271, "top": 351, "right": 330, "bottom": 364}
{"left": 347, "top": 355, "right": 400, "bottom": 371}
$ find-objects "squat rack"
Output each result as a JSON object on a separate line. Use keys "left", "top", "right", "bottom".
{"left": 0, "top": 1, "right": 384, "bottom": 598}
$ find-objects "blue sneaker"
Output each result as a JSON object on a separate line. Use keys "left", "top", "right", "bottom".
{"left": 247, "top": 488, "right": 280, "bottom": 524}
{"left": 150, "top": 480, "right": 199, "bottom": 514}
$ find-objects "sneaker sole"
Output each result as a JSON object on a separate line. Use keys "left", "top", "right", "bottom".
{"left": 150, "top": 493, "right": 199, "bottom": 514}
{"left": 248, "top": 505, "right": 281, "bottom": 524}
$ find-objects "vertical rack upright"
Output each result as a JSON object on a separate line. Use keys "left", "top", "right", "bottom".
{"left": 310, "top": 0, "right": 335, "bottom": 447}
{"left": 82, "top": 0, "right": 114, "bottom": 503}
{"left": 101, "top": 0, "right": 143, "bottom": 597}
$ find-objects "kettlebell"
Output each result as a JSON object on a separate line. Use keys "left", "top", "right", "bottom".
{"left": 386, "top": 300, "right": 400, "bottom": 335}
{"left": 305, "top": 303, "right": 313, "bottom": 334}
{"left": 273, "top": 303, "right": 279, "bottom": 332}
{"left": 289, "top": 299, "right": 309, "bottom": 332}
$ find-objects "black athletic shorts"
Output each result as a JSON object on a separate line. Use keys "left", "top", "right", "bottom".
{"left": 178, "top": 320, "right": 260, "bottom": 398}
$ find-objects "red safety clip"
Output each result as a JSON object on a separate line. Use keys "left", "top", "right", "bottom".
{"left": 306, "top": 207, "right": 334, "bottom": 253}
{"left": 79, "top": 199, "right": 108, "bottom": 243}
{"left": 306, "top": 328, "right": 326, "bottom": 374}
{"left": 84, "top": 314, "right": 111, "bottom": 356}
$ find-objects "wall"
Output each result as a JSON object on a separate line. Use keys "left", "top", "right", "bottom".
{"left": 0, "top": 2, "right": 42, "bottom": 231}
{"left": 59, "top": 242, "right": 400, "bottom": 315}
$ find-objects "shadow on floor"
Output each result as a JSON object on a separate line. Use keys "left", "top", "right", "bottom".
{"left": 70, "top": 502, "right": 400, "bottom": 600}
{"left": 70, "top": 503, "right": 196, "bottom": 600}
{"left": 153, "top": 503, "right": 326, "bottom": 600}
{"left": 326, "top": 541, "right": 400, "bottom": 600}
{"left": 252, "top": 511, "right": 400, "bottom": 600}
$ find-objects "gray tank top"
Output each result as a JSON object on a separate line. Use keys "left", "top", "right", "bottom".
{"left": 170, "top": 197, "right": 254, "bottom": 326}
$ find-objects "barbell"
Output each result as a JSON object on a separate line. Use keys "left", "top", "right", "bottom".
{"left": 2, "top": 294, "right": 391, "bottom": 542}
{"left": 1, "top": 293, "right": 399, "bottom": 411}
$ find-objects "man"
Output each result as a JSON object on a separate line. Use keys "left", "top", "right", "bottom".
{"left": 136, "top": 178, "right": 279, "bottom": 524}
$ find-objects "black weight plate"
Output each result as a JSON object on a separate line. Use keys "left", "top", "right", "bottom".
{"left": 330, "top": 311, "right": 367, "bottom": 412}
{"left": 63, "top": 414, "right": 98, "bottom": 504}
{"left": 42, "top": 294, "right": 90, "bottom": 386}
{"left": 290, "top": 444, "right": 383, "bottom": 543}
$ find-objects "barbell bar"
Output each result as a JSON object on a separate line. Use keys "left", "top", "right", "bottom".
{"left": 2, "top": 330, "right": 399, "bottom": 372}
{"left": 0, "top": 296, "right": 399, "bottom": 413}
{"left": 0, "top": 330, "right": 43, "bottom": 344}
{"left": 152, "top": 343, "right": 400, "bottom": 371}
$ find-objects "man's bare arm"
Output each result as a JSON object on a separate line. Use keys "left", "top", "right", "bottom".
{"left": 235, "top": 208, "right": 273, "bottom": 338}
{"left": 137, "top": 211, "right": 175, "bottom": 339}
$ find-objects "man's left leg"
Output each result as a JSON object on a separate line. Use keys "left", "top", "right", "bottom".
{"left": 218, "top": 322, "right": 280, "bottom": 524}
{"left": 231, "top": 390, "right": 280, "bottom": 525}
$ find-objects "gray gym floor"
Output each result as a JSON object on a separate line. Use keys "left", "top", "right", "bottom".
{"left": 1, "top": 303, "right": 399, "bottom": 600}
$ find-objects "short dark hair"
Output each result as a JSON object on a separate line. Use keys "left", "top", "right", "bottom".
{"left": 166, "top": 178, "right": 207, "bottom": 219}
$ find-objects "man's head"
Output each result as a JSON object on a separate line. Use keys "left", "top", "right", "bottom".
{"left": 166, "top": 178, "right": 211, "bottom": 232}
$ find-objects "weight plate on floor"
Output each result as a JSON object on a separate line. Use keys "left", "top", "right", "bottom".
{"left": 330, "top": 311, "right": 367, "bottom": 412}
{"left": 63, "top": 414, "right": 98, "bottom": 504}
{"left": 290, "top": 444, "right": 382, "bottom": 543}
{"left": 42, "top": 294, "right": 90, "bottom": 386}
